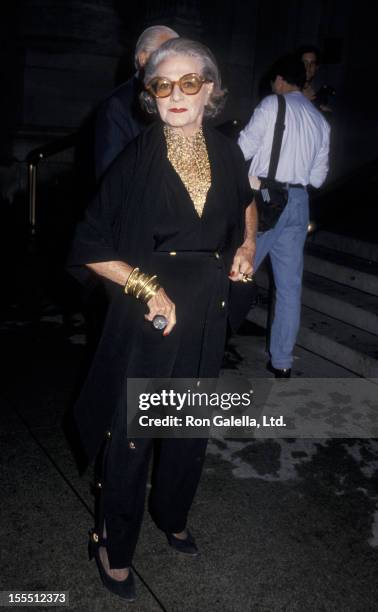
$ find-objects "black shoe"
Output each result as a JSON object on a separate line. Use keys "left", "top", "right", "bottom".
{"left": 266, "top": 360, "right": 291, "bottom": 378}
{"left": 88, "top": 530, "right": 136, "bottom": 601}
{"left": 166, "top": 530, "right": 199, "bottom": 557}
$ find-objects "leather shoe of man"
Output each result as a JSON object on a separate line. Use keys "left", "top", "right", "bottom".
{"left": 266, "top": 360, "right": 291, "bottom": 378}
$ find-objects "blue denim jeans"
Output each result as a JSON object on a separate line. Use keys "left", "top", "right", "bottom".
{"left": 254, "top": 187, "right": 309, "bottom": 369}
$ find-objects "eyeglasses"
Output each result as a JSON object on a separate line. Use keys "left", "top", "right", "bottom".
{"left": 146, "top": 73, "right": 211, "bottom": 98}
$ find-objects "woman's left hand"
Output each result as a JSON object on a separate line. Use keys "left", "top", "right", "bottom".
{"left": 229, "top": 243, "right": 255, "bottom": 282}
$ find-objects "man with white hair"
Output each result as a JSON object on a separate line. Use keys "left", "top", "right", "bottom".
{"left": 95, "top": 25, "right": 178, "bottom": 179}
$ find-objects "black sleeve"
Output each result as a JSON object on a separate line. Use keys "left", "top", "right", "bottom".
{"left": 95, "top": 96, "right": 137, "bottom": 181}
{"left": 67, "top": 141, "right": 138, "bottom": 286}
{"left": 230, "top": 140, "right": 254, "bottom": 208}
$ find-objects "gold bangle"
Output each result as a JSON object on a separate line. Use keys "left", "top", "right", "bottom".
{"left": 124, "top": 267, "right": 140, "bottom": 294}
{"left": 129, "top": 271, "right": 146, "bottom": 295}
{"left": 141, "top": 281, "right": 160, "bottom": 303}
{"left": 124, "top": 268, "right": 161, "bottom": 303}
{"left": 137, "top": 275, "right": 157, "bottom": 300}
{"left": 135, "top": 274, "right": 153, "bottom": 299}
{"left": 139, "top": 279, "right": 160, "bottom": 303}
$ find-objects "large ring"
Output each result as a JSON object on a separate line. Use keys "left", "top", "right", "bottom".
{"left": 241, "top": 273, "right": 254, "bottom": 283}
{"left": 152, "top": 315, "right": 168, "bottom": 330}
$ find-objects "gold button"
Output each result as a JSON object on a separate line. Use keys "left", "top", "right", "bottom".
{"left": 214, "top": 252, "right": 220, "bottom": 259}
{"left": 106, "top": 431, "right": 111, "bottom": 439}
{"left": 92, "top": 532, "right": 99, "bottom": 543}
{"left": 129, "top": 441, "right": 136, "bottom": 450}
{"left": 221, "top": 301, "right": 225, "bottom": 308}
{"left": 96, "top": 481, "right": 102, "bottom": 489}
{"left": 169, "top": 251, "right": 177, "bottom": 256}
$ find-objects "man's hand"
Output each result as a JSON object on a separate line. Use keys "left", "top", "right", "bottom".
{"left": 229, "top": 242, "right": 256, "bottom": 282}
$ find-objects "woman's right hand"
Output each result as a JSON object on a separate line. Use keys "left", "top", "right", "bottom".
{"left": 144, "top": 288, "right": 176, "bottom": 336}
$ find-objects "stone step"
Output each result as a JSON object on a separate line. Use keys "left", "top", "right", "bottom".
{"left": 304, "top": 243, "right": 378, "bottom": 297}
{"left": 255, "top": 269, "right": 378, "bottom": 336}
{"left": 308, "top": 230, "right": 378, "bottom": 263}
{"left": 246, "top": 297, "right": 378, "bottom": 378}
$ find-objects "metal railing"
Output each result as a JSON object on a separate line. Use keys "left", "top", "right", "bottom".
{"left": 26, "top": 133, "right": 77, "bottom": 235}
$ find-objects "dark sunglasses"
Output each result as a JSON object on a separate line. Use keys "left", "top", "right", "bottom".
{"left": 146, "top": 73, "right": 212, "bottom": 98}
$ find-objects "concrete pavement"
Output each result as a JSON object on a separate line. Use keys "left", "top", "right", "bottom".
{"left": 1, "top": 302, "right": 378, "bottom": 611}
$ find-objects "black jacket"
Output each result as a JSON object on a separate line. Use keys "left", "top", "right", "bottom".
{"left": 95, "top": 75, "right": 146, "bottom": 181}
{"left": 68, "top": 122, "right": 253, "bottom": 464}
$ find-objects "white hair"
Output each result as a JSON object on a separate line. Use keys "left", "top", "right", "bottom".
{"left": 140, "top": 37, "right": 227, "bottom": 118}
{"left": 134, "top": 26, "right": 179, "bottom": 69}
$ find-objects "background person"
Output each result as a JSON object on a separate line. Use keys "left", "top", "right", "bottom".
{"left": 95, "top": 25, "right": 179, "bottom": 180}
{"left": 299, "top": 44, "right": 335, "bottom": 115}
{"left": 238, "top": 54, "right": 330, "bottom": 378}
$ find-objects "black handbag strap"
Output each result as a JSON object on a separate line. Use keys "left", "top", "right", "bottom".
{"left": 267, "top": 94, "right": 286, "bottom": 180}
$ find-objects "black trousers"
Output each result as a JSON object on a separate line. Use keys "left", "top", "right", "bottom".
{"left": 94, "top": 252, "right": 228, "bottom": 568}
{"left": 96, "top": 423, "right": 208, "bottom": 568}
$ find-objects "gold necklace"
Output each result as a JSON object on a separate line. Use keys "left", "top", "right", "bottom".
{"left": 164, "top": 125, "right": 211, "bottom": 218}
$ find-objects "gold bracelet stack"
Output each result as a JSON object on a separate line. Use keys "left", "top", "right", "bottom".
{"left": 124, "top": 267, "right": 161, "bottom": 303}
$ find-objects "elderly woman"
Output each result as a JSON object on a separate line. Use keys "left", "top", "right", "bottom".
{"left": 68, "top": 37, "right": 256, "bottom": 601}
